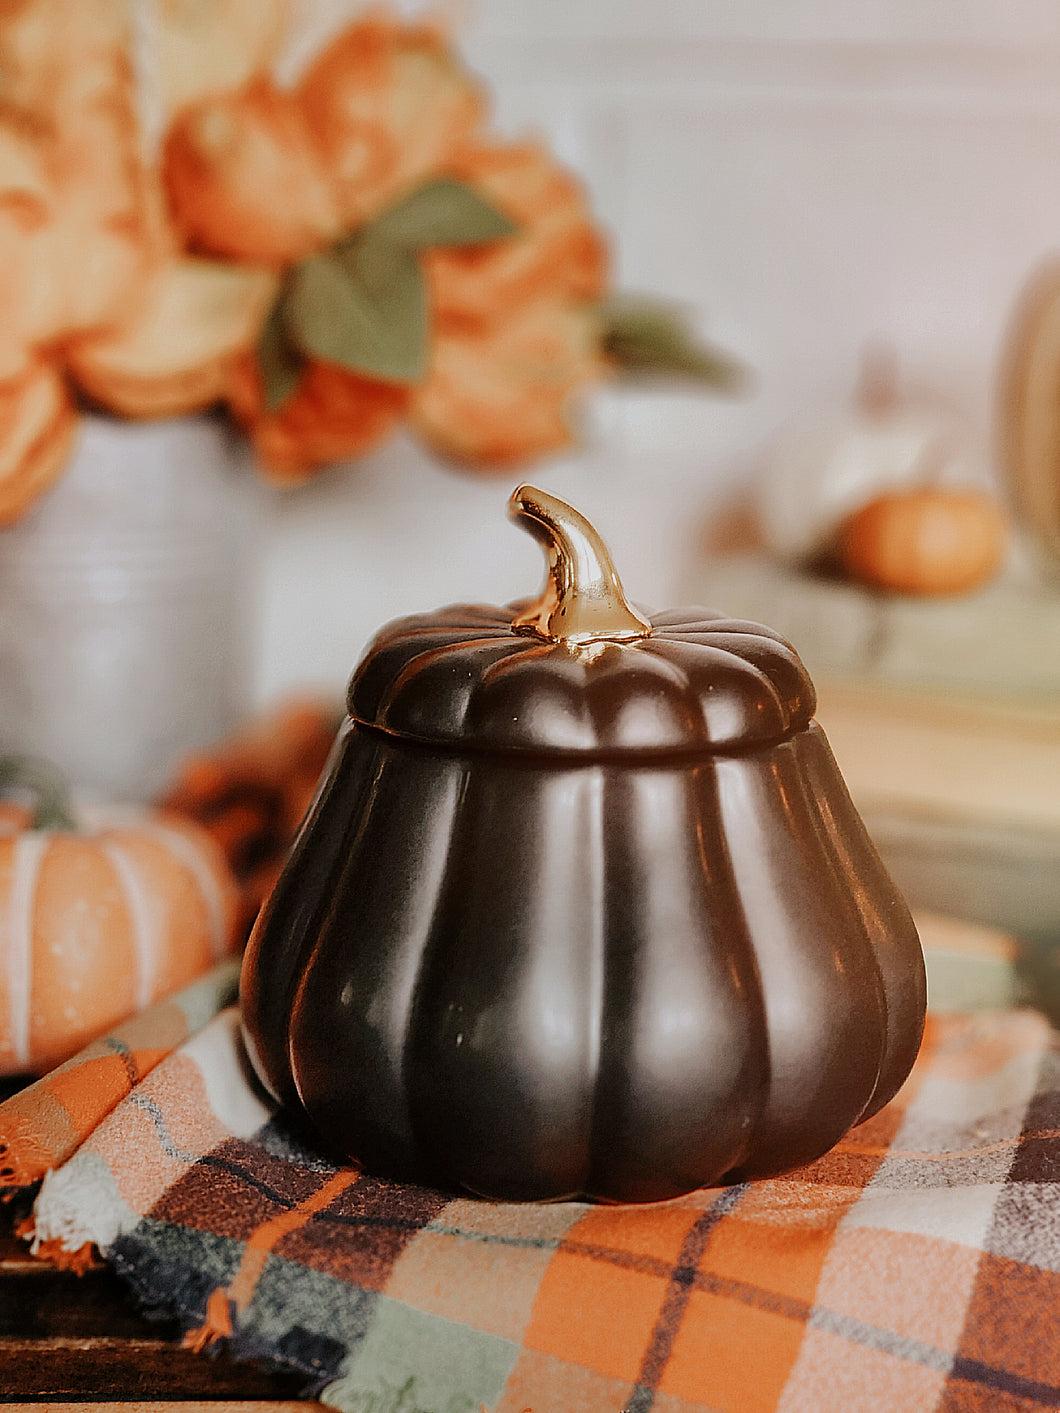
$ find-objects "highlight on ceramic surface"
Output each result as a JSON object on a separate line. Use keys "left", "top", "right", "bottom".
{"left": 240, "top": 484, "right": 927, "bottom": 1204}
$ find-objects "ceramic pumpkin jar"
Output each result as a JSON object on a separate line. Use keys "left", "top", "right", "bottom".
{"left": 241, "top": 485, "right": 926, "bottom": 1203}
{"left": 0, "top": 757, "right": 241, "bottom": 1075}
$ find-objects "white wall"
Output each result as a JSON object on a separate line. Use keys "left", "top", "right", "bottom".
{"left": 256, "top": 0, "right": 1060, "bottom": 700}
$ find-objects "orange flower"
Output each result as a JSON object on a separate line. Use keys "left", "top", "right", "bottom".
{"left": 411, "top": 141, "right": 610, "bottom": 470}
{"left": 228, "top": 356, "right": 410, "bottom": 484}
{"left": 0, "top": 118, "right": 60, "bottom": 382}
{"left": 69, "top": 258, "right": 279, "bottom": 420}
{"left": 0, "top": 1, "right": 130, "bottom": 116}
{"left": 164, "top": 84, "right": 340, "bottom": 266}
{"left": 411, "top": 301, "right": 605, "bottom": 469}
{"left": 0, "top": 30, "right": 155, "bottom": 515}
{"left": 296, "top": 11, "right": 486, "bottom": 228}
{"left": 150, "top": 0, "right": 286, "bottom": 125}
{"left": 425, "top": 141, "right": 609, "bottom": 328}
{"left": 0, "top": 47, "right": 151, "bottom": 382}
{"left": 0, "top": 5, "right": 617, "bottom": 507}
{"left": 0, "top": 361, "right": 77, "bottom": 526}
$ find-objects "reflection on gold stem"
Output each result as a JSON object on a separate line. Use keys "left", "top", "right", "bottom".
{"left": 508, "top": 483, "right": 653, "bottom": 647}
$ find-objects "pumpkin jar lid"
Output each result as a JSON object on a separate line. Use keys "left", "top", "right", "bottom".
{"left": 347, "top": 485, "right": 817, "bottom": 757}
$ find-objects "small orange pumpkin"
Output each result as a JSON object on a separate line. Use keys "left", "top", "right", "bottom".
{"left": 0, "top": 758, "right": 241, "bottom": 1076}
{"left": 838, "top": 486, "right": 1009, "bottom": 596}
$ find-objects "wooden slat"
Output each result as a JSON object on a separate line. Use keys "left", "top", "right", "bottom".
{"left": 30, "top": 1406, "right": 327, "bottom": 1412}
{"left": 0, "top": 1245, "right": 174, "bottom": 1342}
{"left": 0, "top": 1336, "right": 314, "bottom": 1401}
{"left": 0, "top": 1230, "right": 317, "bottom": 1402}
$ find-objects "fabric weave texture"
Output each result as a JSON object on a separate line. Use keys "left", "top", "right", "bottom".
{"left": 11, "top": 971, "right": 1060, "bottom": 1412}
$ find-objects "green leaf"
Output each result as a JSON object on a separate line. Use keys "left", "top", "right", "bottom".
{"left": 258, "top": 297, "right": 306, "bottom": 412}
{"left": 285, "top": 238, "right": 428, "bottom": 384}
{"left": 601, "top": 298, "right": 748, "bottom": 389}
{"left": 367, "top": 178, "right": 518, "bottom": 249}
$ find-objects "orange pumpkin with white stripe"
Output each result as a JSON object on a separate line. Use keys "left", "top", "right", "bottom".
{"left": 0, "top": 769, "right": 241, "bottom": 1075}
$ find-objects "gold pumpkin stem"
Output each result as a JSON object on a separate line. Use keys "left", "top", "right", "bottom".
{"left": 508, "top": 484, "right": 652, "bottom": 646}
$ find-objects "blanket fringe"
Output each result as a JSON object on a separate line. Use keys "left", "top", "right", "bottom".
{"left": 183, "top": 1285, "right": 233, "bottom": 1352}
{"left": 0, "top": 1117, "right": 55, "bottom": 1194}
{"left": 15, "top": 1218, "right": 97, "bottom": 1273}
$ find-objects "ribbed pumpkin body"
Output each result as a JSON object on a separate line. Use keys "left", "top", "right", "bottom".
{"left": 241, "top": 601, "right": 926, "bottom": 1203}
{"left": 0, "top": 807, "right": 240, "bottom": 1075}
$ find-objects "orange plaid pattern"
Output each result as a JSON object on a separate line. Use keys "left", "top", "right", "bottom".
{"left": 0, "top": 959, "right": 238, "bottom": 1196}
{"left": 16, "top": 996, "right": 1060, "bottom": 1412}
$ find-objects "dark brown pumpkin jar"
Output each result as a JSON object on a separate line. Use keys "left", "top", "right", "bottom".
{"left": 240, "top": 485, "right": 926, "bottom": 1204}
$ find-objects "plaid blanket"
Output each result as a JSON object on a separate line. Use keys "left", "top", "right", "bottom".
{"left": 0, "top": 959, "right": 239, "bottom": 1202}
{"left": 16, "top": 954, "right": 1060, "bottom": 1413}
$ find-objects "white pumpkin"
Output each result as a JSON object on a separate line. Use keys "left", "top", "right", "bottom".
{"left": 757, "top": 353, "right": 988, "bottom": 563}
